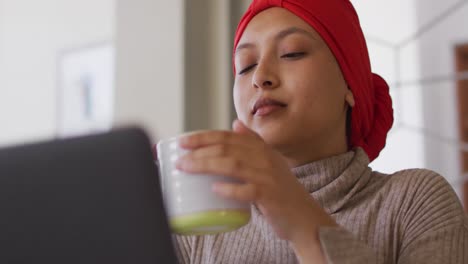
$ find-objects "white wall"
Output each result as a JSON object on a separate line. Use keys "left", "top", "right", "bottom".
{"left": 353, "top": 0, "right": 468, "bottom": 198}
{"left": 0, "top": 1, "right": 4, "bottom": 105}
{"left": 0, "top": 0, "right": 115, "bottom": 147}
{"left": 113, "top": 0, "right": 184, "bottom": 143}
{"left": 0, "top": 0, "right": 234, "bottom": 147}
{"left": 417, "top": 0, "right": 468, "bottom": 189}
{"left": 350, "top": 1, "right": 425, "bottom": 173}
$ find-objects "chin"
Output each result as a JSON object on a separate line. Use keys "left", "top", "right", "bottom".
{"left": 254, "top": 123, "right": 289, "bottom": 149}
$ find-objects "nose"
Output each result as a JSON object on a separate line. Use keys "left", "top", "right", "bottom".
{"left": 252, "top": 59, "right": 280, "bottom": 90}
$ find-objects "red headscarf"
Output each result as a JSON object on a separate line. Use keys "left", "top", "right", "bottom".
{"left": 233, "top": 0, "right": 394, "bottom": 162}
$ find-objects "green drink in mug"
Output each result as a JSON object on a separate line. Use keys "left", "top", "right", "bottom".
{"left": 156, "top": 134, "right": 251, "bottom": 235}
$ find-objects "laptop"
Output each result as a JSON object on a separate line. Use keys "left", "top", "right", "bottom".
{"left": 0, "top": 127, "right": 177, "bottom": 263}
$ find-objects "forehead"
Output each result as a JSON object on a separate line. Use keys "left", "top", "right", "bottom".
{"left": 238, "top": 7, "right": 320, "bottom": 44}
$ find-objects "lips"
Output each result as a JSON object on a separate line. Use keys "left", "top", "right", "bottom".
{"left": 251, "top": 97, "right": 287, "bottom": 116}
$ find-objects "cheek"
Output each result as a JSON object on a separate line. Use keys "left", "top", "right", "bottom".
{"left": 287, "top": 57, "right": 345, "bottom": 109}
{"left": 284, "top": 70, "right": 338, "bottom": 121}
{"left": 233, "top": 80, "right": 251, "bottom": 119}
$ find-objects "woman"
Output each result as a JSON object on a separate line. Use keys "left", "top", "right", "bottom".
{"left": 174, "top": 0, "right": 468, "bottom": 263}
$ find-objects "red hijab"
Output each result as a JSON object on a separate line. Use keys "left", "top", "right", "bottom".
{"left": 233, "top": 0, "right": 394, "bottom": 162}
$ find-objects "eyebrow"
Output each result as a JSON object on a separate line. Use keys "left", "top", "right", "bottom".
{"left": 235, "top": 27, "right": 316, "bottom": 54}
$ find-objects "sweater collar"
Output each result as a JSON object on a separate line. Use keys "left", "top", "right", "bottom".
{"left": 291, "top": 148, "right": 372, "bottom": 214}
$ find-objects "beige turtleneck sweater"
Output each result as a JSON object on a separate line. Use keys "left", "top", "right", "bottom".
{"left": 172, "top": 148, "right": 468, "bottom": 263}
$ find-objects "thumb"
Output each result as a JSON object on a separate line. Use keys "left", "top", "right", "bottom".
{"left": 232, "top": 119, "right": 261, "bottom": 139}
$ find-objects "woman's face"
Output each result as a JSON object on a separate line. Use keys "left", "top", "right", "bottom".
{"left": 233, "top": 7, "right": 353, "bottom": 165}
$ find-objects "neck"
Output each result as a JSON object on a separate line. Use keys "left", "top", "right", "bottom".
{"left": 283, "top": 142, "right": 348, "bottom": 168}
{"left": 282, "top": 125, "right": 349, "bottom": 168}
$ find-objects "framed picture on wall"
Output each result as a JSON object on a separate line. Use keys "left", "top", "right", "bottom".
{"left": 56, "top": 42, "right": 115, "bottom": 138}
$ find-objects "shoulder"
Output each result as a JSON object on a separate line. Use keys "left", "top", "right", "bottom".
{"left": 383, "top": 168, "right": 455, "bottom": 195}
{"left": 375, "top": 168, "right": 467, "bottom": 231}
{"left": 366, "top": 168, "right": 454, "bottom": 200}
{"left": 374, "top": 169, "right": 468, "bottom": 258}
{"left": 382, "top": 168, "right": 459, "bottom": 205}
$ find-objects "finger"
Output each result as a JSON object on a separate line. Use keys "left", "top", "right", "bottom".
{"left": 232, "top": 119, "right": 262, "bottom": 141}
{"left": 212, "top": 182, "right": 258, "bottom": 203}
{"left": 175, "top": 156, "right": 259, "bottom": 182}
{"left": 178, "top": 130, "right": 259, "bottom": 150}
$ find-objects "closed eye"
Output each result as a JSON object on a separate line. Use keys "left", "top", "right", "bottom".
{"left": 238, "top": 64, "right": 257, "bottom": 75}
{"left": 281, "top": 52, "right": 306, "bottom": 59}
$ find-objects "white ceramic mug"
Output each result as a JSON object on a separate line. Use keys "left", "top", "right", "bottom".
{"left": 156, "top": 134, "right": 251, "bottom": 235}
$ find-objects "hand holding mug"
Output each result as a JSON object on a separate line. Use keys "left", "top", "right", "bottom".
{"left": 176, "top": 120, "right": 336, "bottom": 244}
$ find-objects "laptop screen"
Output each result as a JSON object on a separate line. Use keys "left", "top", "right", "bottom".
{"left": 0, "top": 128, "right": 177, "bottom": 264}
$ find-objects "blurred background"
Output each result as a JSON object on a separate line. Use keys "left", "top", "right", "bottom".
{"left": 0, "top": 0, "right": 467, "bottom": 210}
